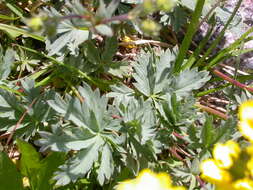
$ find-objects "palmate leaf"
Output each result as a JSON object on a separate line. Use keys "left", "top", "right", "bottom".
{"left": 54, "top": 136, "right": 104, "bottom": 186}
{"left": 0, "top": 79, "right": 56, "bottom": 138}
{"left": 38, "top": 83, "right": 121, "bottom": 185}
{"left": 132, "top": 48, "right": 175, "bottom": 97}
{"left": 171, "top": 68, "right": 211, "bottom": 98}
{"left": 44, "top": 2, "right": 92, "bottom": 56}
{"left": 118, "top": 97, "right": 158, "bottom": 174}
{"left": 158, "top": 93, "right": 197, "bottom": 128}
{"left": 97, "top": 144, "right": 114, "bottom": 185}
{"left": 132, "top": 49, "right": 210, "bottom": 100}
{"left": 107, "top": 83, "right": 135, "bottom": 106}
{"left": 0, "top": 46, "right": 15, "bottom": 80}
{"left": 161, "top": 6, "right": 188, "bottom": 32}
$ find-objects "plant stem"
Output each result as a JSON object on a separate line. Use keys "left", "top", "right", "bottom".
{"left": 212, "top": 69, "right": 253, "bottom": 93}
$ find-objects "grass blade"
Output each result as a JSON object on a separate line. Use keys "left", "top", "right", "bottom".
{"left": 195, "top": 0, "right": 243, "bottom": 68}
{"left": 174, "top": 0, "right": 206, "bottom": 73}
{"left": 0, "top": 23, "right": 45, "bottom": 41}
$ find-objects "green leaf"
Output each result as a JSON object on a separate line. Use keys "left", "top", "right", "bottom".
{"left": 174, "top": 0, "right": 206, "bottom": 72}
{"left": 46, "top": 28, "right": 90, "bottom": 56}
{"left": 133, "top": 49, "right": 175, "bottom": 97}
{"left": 0, "top": 152, "right": 23, "bottom": 190}
{"left": 44, "top": 6, "right": 92, "bottom": 56}
{"left": 0, "top": 46, "right": 15, "bottom": 80}
{"left": 106, "top": 61, "right": 131, "bottom": 78}
{"left": 107, "top": 83, "right": 135, "bottom": 105}
{"left": 0, "top": 23, "right": 44, "bottom": 41}
{"left": 101, "top": 36, "right": 118, "bottom": 63}
{"left": 95, "top": 24, "right": 113, "bottom": 37}
{"left": 85, "top": 41, "right": 101, "bottom": 65}
{"left": 17, "top": 139, "right": 42, "bottom": 177}
{"left": 97, "top": 144, "right": 114, "bottom": 185}
{"left": 39, "top": 83, "right": 122, "bottom": 185}
{"left": 201, "top": 116, "right": 214, "bottom": 148}
{"left": 97, "top": 0, "right": 120, "bottom": 18}
{"left": 36, "top": 152, "right": 66, "bottom": 190}
{"left": 167, "top": 6, "right": 188, "bottom": 32}
{"left": 173, "top": 68, "right": 210, "bottom": 98}
{"left": 17, "top": 139, "right": 66, "bottom": 190}
{"left": 0, "top": 13, "right": 19, "bottom": 20}
{"left": 54, "top": 136, "right": 104, "bottom": 186}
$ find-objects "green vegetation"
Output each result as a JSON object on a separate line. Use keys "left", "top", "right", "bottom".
{"left": 0, "top": 0, "right": 253, "bottom": 189}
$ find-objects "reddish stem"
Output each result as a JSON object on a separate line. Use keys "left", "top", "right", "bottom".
{"left": 7, "top": 98, "right": 37, "bottom": 145}
{"left": 212, "top": 69, "right": 253, "bottom": 93}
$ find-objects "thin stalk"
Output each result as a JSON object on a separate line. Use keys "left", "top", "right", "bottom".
{"left": 13, "top": 44, "right": 110, "bottom": 91}
{"left": 212, "top": 69, "right": 253, "bottom": 93}
{"left": 174, "top": 0, "right": 206, "bottom": 72}
{"left": 7, "top": 98, "right": 38, "bottom": 145}
{"left": 195, "top": 0, "right": 243, "bottom": 67}
{"left": 205, "top": 28, "right": 253, "bottom": 69}
{"left": 196, "top": 102, "right": 228, "bottom": 120}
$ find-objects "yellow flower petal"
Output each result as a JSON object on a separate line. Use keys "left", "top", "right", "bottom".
{"left": 121, "top": 36, "right": 136, "bottom": 49}
{"left": 200, "top": 159, "right": 231, "bottom": 184}
{"left": 213, "top": 141, "right": 240, "bottom": 169}
{"left": 116, "top": 169, "right": 185, "bottom": 190}
{"left": 22, "top": 177, "right": 30, "bottom": 187}
{"left": 239, "top": 119, "right": 253, "bottom": 142}
{"left": 233, "top": 178, "right": 253, "bottom": 190}
{"left": 239, "top": 100, "right": 253, "bottom": 121}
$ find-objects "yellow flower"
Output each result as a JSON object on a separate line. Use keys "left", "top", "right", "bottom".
{"left": 200, "top": 159, "right": 231, "bottom": 185}
{"left": 239, "top": 100, "right": 253, "bottom": 141}
{"left": 239, "top": 119, "right": 253, "bottom": 142}
{"left": 245, "top": 145, "right": 253, "bottom": 176}
{"left": 233, "top": 178, "right": 253, "bottom": 190}
{"left": 116, "top": 169, "right": 185, "bottom": 190}
{"left": 200, "top": 100, "right": 253, "bottom": 189}
{"left": 213, "top": 141, "right": 240, "bottom": 169}
{"left": 239, "top": 100, "right": 253, "bottom": 121}
{"left": 22, "top": 177, "right": 30, "bottom": 187}
{"left": 121, "top": 36, "right": 136, "bottom": 49}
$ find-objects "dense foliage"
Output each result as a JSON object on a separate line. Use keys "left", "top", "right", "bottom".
{"left": 0, "top": 0, "right": 253, "bottom": 189}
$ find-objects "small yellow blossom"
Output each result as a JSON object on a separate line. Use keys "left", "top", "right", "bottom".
{"left": 239, "top": 100, "right": 253, "bottom": 121}
{"left": 23, "top": 177, "right": 30, "bottom": 187}
{"left": 239, "top": 119, "right": 253, "bottom": 142}
{"left": 213, "top": 141, "right": 240, "bottom": 169}
{"left": 239, "top": 100, "right": 253, "bottom": 141}
{"left": 121, "top": 36, "right": 136, "bottom": 49}
{"left": 233, "top": 178, "right": 253, "bottom": 190}
{"left": 200, "top": 159, "right": 231, "bottom": 184}
{"left": 245, "top": 145, "right": 253, "bottom": 176}
{"left": 200, "top": 100, "right": 253, "bottom": 190}
{"left": 116, "top": 169, "right": 185, "bottom": 190}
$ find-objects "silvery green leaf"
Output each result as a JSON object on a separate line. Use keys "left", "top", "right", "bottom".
{"left": 95, "top": 24, "right": 113, "bottom": 37}
{"left": 0, "top": 47, "right": 15, "bottom": 80}
{"left": 133, "top": 49, "right": 176, "bottom": 97}
{"left": 173, "top": 68, "right": 210, "bottom": 98}
{"left": 97, "top": 144, "right": 114, "bottom": 185}
{"left": 54, "top": 136, "right": 104, "bottom": 185}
